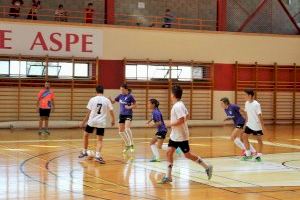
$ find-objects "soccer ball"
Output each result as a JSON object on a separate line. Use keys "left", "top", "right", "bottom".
{"left": 87, "top": 150, "right": 95, "bottom": 159}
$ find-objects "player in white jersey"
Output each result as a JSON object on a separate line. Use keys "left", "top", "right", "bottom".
{"left": 159, "top": 85, "right": 213, "bottom": 184}
{"left": 242, "top": 89, "right": 265, "bottom": 162}
{"left": 78, "top": 85, "right": 115, "bottom": 164}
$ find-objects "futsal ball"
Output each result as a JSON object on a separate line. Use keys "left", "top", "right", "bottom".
{"left": 87, "top": 150, "right": 95, "bottom": 160}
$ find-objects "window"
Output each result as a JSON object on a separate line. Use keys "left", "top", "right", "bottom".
{"left": 125, "top": 64, "right": 193, "bottom": 81}
{"left": 0, "top": 61, "right": 9, "bottom": 76}
{"left": 0, "top": 60, "right": 90, "bottom": 79}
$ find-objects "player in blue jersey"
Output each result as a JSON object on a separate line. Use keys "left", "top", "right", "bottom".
{"left": 110, "top": 83, "right": 136, "bottom": 153}
{"left": 220, "top": 97, "right": 256, "bottom": 155}
{"left": 146, "top": 99, "right": 168, "bottom": 162}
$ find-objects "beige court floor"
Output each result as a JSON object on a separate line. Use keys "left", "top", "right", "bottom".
{"left": 1, "top": 125, "right": 300, "bottom": 200}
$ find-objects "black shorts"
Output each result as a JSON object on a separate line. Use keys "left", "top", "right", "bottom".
{"left": 85, "top": 125, "right": 105, "bottom": 136}
{"left": 168, "top": 139, "right": 190, "bottom": 153}
{"left": 39, "top": 108, "right": 51, "bottom": 117}
{"left": 244, "top": 126, "right": 263, "bottom": 136}
{"left": 155, "top": 131, "right": 167, "bottom": 139}
{"left": 236, "top": 124, "right": 245, "bottom": 129}
{"left": 119, "top": 114, "right": 133, "bottom": 124}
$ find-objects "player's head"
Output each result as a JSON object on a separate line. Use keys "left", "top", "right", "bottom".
{"left": 171, "top": 85, "right": 183, "bottom": 101}
{"left": 244, "top": 89, "right": 255, "bottom": 101}
{"left": 96, "top": 85, "right": 104, "bottom": 94}
{"left": 148, "top": 98, "right": 159, "bottom": 109}
{"left": 220, "top": 97, "right": 230, "bottom": 109}
{"left": 120, "top": 83, "right": 130, "bottom": 95}
{"left": 44, "top": 81, "right": 50, "bottom": 89}
{"left": 88, "top": 2, "right": 93, "bottom": 8}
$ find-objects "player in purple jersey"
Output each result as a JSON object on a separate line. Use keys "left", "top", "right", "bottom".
{"left": 110, "top": 83, "right": 136, "bottom": 153}
{"left": 220, "top": 97, "right": 256, "bottom": 155}
{"left": 146, "top": 99, "right": 168, "bottom": 162}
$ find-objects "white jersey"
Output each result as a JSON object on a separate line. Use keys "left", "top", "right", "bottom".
{"left": 170, "top": 101, "right": 189, "bottom": 142}
{"left": 87, "top": 95, "right": 113, "bottom": 128}
{"left": 245, "top": 100, "right": 262, "bottom": 131}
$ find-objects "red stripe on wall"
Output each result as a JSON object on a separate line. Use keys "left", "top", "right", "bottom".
{"left": 214, "top": 64, "right": 235, "bottom": 90}
{"left": 99, "top": 60, "right": 124, "bottom": 89}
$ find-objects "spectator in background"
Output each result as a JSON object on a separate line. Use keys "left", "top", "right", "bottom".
{"left": 162, "top": 9, "right": 174, "bottom": 28}
{"left": 9, "top": 0, "right": 24, "bottom": 18}
{"left": 55, "top": 4, "right": 68, "bottom": 22}
{"left": 27, "top": 3, "right": 39, "bottom": 20}
{"left": 85, "top": 3, "right": 94, "bottom": 23}
{"left": 32, "top": 0, "right": 41, "bottom": 8}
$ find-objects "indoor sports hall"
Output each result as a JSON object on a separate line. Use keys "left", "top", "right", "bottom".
{"left": 0, "top": 0, "right": 300, "bottom": 200}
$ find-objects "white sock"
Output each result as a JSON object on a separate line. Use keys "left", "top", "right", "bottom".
{"left": 82, "top": 149, "right": 87, "bottom": 154}
{"left": 234, "top": 138, "right": 246, "bottom": 150}
{"left": 150, "top": 144, "right": 160, "bottom": 159}
{"left": 95, "top": 151, "right": 101, "bottom": 158}
{"left": 250, "top": 144, "right": 256, "bottom": 153}
{"left": 246, "top": 150, "right": 251, "bottom": 156}
{"left": 256, "top": 152, "right": 262, "bottom": 157}
{"left": 125, "top": 128, "right": 134, "bottom": 146}
{"left": 119, "top": 132, "right": 129, "bottom": 146}
{"left": 162, "top": 144, "right": 168, "bottom": 151}
{"left": 196, "top": 156, "right": 209, "bottom": 169}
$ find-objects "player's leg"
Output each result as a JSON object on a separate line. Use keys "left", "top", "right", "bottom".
{"left": 231, "top": 127, "right": 246, "bottom": 150}
{"left": 79, "top": 126, "right": 92, "bottom": 158}
{"left": 125, "top": 118, "right": 134, "bottom": 151}
{"left": 44, "top": 116, "right": 50, "bottom": 134}
{"left": 150, "top": 136, "right": 159, "bottom": 162}
{"left": 254, "top": 134, "right": 263, "bottom": 162}
{"left": 38, "top": 116, "right": 43, "bottom": 134}
{"left": 242, "top": 127, "right": 253, "bottom": 160}
{"left": 94, "top": 128, "right": 105, "bottom": 164}
{"left": 181, "top": 141, "right": 213, "bottom": 180}
{"left": 118, "top": 116, "right": 130, "bottom": 152}
{"left": 159, "top": 140, "right": 176, "bottom": 184}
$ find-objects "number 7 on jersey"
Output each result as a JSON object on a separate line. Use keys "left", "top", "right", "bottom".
{"left": 97, "top": 103, "right": 102, "bottom": 114}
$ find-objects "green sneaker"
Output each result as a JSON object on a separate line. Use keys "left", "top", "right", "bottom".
{"left": 129, "top": 145, "right": 135, "bottom": 152}
{"left": 241, "top": 156, "right": 252, "bottom": 161}
{"left": 123, "top": 146, "right": 131, "bottom": 153}
{"left": 149, "top": 157, "right": 160, "bottom": 162}
{"left": 205, "top": 165, "right": 213, "bottom": 180}
{"left": 255, "top": 157, "right": 262, "bottom": 162}
{"left": 157, "top": 176, "right": 172, "bottom": 184}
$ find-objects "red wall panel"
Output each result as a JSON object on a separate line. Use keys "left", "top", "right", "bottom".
{"left": 99, "top": 60, "right": 124, "bottom": 89}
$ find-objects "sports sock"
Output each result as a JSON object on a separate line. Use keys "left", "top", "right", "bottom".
{"left": 196, "top": 156, "right": 209, "bottom": 169}
{"left": 125, "top": 128, "right": 134, "bottom": 146}
{"left": 234, "top": 138, "right": 246, "bottom": 150}
{"left": 150, "top": 144, "right": 160, "bottom": 159}
{"left": 119, "top": 132, "right": 129, "bottom": 146}
{"left": 162, "top": 144, "right": 168, "bottom": 151}
{"left": 250, "top": 144, "right": 256, "bottom": 153}
{"left": 95, "top": 151, "right": 101, "bottom": 158}
{"left": 167, "top": 162, "right": 173, "bottom": 178}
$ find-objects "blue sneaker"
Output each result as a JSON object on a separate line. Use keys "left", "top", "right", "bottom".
{"left": 157, "top": 176, "right": 172, "bottom": 184}
{"left": 175, "top": 148, "right": 183, "bottom": 156}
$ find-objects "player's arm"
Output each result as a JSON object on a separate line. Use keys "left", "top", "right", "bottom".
{"left": 258, "top": 114, "right": 265, "bottom": 130}
{"left": 240, "top": 109, "right": 248, "bottom": 122}
{"left": 80, "top": 110, "right": 91, "bottom": 128}
{"left": 170, "top": 117, "right": 185, "bottom": 127}
{"left": 51, "top": 99, "right": 55, "bottom": 112}
{"left": 109, "top": 110, "right": 115, "bottom": 127}
{"left": 109, "top": 97, "right": 116, "bottom": 104}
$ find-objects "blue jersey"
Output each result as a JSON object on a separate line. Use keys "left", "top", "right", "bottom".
{"left": 115, "top": 94, "right": 136, "bottom": 116}
{"left": 152, "top": 108, "right": 167, "bottom": 133}
{"left": 224, "top": 104, "right": 245, "bottom": 125}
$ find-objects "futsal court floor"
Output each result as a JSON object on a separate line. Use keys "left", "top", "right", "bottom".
{"left": 1, "top": 125, "right": 300, "bottom": 200}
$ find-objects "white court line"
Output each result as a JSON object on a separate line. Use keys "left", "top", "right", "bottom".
{"left": 0, "top": 136, "right": 300, "bottom": 150}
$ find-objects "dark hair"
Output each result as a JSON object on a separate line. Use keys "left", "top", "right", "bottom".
{"left": 166, "top": 9, "right": 170, "bottom": 12}
{"left": 172, "top": 85, "right": 183, "bottom": 99}
{"left": 149, "top": 99, "right": 160, "bottom": 108}
{"left": 88, "top": 3, "right": 93, "bottom": 6}
{"left": 121, "top": 83, "right": 132, "bottom": 93}
{"left": 220, "top": 97, "right": 230, "bottom": 105}
{"left": 96, "top": 85, "right": 104, "bottom": 94}
{"left": 58, "top": 4, "right": 63, "bottom": 8}
{"left": 244, "top": 89, "right": 255, "bottom": 97}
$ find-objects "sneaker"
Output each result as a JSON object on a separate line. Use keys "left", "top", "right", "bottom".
{"left": 149, "top": 157, "right": 160, "bottom": 162}
{"left": 94, "top": 157, "right": 106, "bottom": 164}
{"left": 255, "top": 156, "right": 262, "bottom": 162}
{"left": 241, "top": 155, "right": 252, "bottom": 161}
{"left": 157, "top": 176, "right": 172, "bottom": 184}
{"left": 130, "top": 145, "right": 135, "bottom": 153}
{"left": 78, "top": 152, "right": 88, "bottom": 158}
{"left": 123, "top": 146, "right": 131, "bottom": 153}
{"left": 205, "top": 165, "right": 213, "bottom": 180}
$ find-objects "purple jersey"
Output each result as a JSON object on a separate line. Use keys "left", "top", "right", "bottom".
{"left": 152, "top": 108, "right": 167, "bottom": 133}
{"left": 115, "top": 94, "right": 136, "bottom": 116}
{"left": 224, "top": 104, "right": 245, "bottom": 125}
